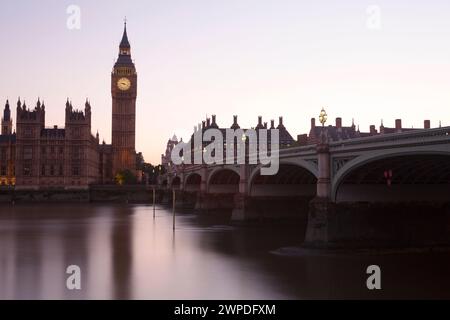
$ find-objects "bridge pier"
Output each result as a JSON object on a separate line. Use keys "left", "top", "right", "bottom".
{"left": 178, "top": 190, "right": 197, "bottom": 208}
{"left": 194, "top": 165, "right": 208, "bottom": 210}
{"left": 194, "top": 193, "right": 236, "bottom": 211}
{"left": 174, "top": 190, "right": 185, "bottom": 208}
{"left": 305, "top": 136, "right": 336, "bottom": 247}
{"left": 305, "top": 198, "right": 336, "bottom": 246}
{"left": 194, "top": 192, "right": 208, "bottom": 210}
{"left": 231, "top": 165, "right": 252, "bottom": 221}
{"left": 231, "top": 193, "right": 253, "bottom": 221}
{"left": 161, "top": 189, "right": 170, "bottom": 204}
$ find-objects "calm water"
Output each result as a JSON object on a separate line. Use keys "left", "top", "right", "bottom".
{"left": 0, "top": 204, "right": 450, "bottom": 300}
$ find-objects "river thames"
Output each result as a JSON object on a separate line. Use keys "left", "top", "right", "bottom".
{"left": 0, "top": 204, "right": 450, "bottom": 300}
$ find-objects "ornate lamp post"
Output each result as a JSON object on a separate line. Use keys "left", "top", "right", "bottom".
{"left": 305, "top": 107, "right": 333, "bottom": 245}
{"left": 319, "top": 107, "right": 328, "bottom": 127}
{"left": 316, "top": 107, "right": 330, "bottom": 196}
{"left": 318, "top": 108, "right": 329, "bottom": 144}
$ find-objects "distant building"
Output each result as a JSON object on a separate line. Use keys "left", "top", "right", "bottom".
{"left": 11, "top": 98, "right": 99, "bottom": 189}
{"left": 161, "top": 134, "right": 179, "bottom": 173}
{"left": 0, "top": 23, "right": 142, "bottom": 188}
{"left": 165, "top": 115, "right": 296, "bottom": 167}
{"left": 304, "top": 117, "right": 423, "bottom": 146}
{"left": 0, "top": 100, "right": 15, "bottom": 186}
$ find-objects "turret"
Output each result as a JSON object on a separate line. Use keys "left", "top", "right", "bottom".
{"left": 85, "top": 99, "right": 92, "bottom": 125}
{"left": 65, "top": 99, "right": 92, "bottom": 140}
{"left": 15, "top": 97, "right": 45, "bottom": 141}
{"left": 4, "top": 100, "right": 11, "bottom": 120}
{"left": 2, "top": 100, "right": 13, "bottom": 135}
{"left": 16, "top": 98, "right": 45, "bottom": 125}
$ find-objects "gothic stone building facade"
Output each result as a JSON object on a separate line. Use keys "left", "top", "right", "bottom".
{"left": 0, "top": 24, "right": 139, "bottom": 188}
{"left": 13, "top": 99, "right": 100, "bottom": 189}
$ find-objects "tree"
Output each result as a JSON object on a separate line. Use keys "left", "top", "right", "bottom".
{"left": 139, "top": 163, "right": 166, "bottom": 185}
{"left": 136, "top": 152, "right": 145, "bottom": 170}
{"left": 115, "top": 170, "right": 137, "bottom": 185}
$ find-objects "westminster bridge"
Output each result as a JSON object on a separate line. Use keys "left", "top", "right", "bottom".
{"left": 160, "top": 126, "right": 450, "bottom": 247}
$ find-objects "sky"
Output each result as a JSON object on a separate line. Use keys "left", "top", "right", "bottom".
{"left": 1, "top": 0, "right": 450, "bottom": 164}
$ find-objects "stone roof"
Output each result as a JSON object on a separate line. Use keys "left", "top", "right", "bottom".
{"left": 114, "top": 23, "right": 134, "bottom": 68}
{"left": 120, "top": 23, "right": 130, "bottom": 48}
{"left": 114, "top": 54, "right": 134, "bottom": 68}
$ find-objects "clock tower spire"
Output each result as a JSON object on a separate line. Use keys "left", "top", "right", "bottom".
{"left": 111, "top": 21, "right": 138, "bottom": 179}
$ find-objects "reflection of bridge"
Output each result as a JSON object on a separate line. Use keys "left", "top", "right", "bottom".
{"left": 161, "top": 126, "right": 450, "bottom": 247}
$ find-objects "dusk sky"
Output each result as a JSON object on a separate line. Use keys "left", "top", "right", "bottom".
{"left": 2, "top": 0, "right": 450, "bottom": 164}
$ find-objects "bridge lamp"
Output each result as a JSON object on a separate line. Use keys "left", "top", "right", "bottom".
{"left": 319, "top": 108, "right": 328, "bottom": 127}
{"left": 242, "top": 134, "right": 247, "bottom": 142}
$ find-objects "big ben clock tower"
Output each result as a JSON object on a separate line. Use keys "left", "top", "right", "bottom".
{"left": 112, "top": 21, "right": 137, "bottom": 177}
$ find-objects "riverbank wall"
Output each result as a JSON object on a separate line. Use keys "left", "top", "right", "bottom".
{"left": 0, "top": 186, "right": 161, "bottom": 203}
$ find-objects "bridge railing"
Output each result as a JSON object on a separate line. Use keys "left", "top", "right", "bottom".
{"left": 329, "top": 126, "right": 450, "bottom": 149}
{"left": 179, "top": 143, "right": 317, "bottom": 172}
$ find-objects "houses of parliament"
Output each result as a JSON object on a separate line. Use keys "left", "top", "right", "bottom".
{"left": 0, "top": 23, "right": 140, "bottom": 188}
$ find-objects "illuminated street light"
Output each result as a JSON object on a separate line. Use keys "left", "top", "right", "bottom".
{"left": 319, "top": 108, "right": 328, "bottom": 127}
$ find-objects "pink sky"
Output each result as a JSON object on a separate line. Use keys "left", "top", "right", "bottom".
{"left": 2, "top": 1, "right": 450, "bottom": 164}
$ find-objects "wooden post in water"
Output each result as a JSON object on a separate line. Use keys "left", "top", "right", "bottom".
{"left": 153, "top": 187, "right": 156, "bottom": 218}
{"left": 172, "top": 189, "right": 176, "bottom": 231}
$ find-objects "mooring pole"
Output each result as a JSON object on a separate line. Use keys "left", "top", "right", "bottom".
{"left": 153, "top": 187, "right": 156, "bottom": 218}
{"left": 172, "top": 189, "right": 176, "bottom": 231}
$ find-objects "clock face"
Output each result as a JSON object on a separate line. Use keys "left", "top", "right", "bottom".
{"left": 117, "top": 78, "right": 131, "bottom": 91}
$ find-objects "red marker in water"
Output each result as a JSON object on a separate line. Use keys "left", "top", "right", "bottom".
{"left": 384, "top": 170, "right": 393, "bottom": 187}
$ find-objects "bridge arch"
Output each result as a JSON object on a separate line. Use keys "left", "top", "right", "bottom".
{"left": 249, "top": 159, "right": 318, "bottom": 197}
{"left": 184, "top": 172, "right": 201, "bottom": 191}
{"left": 207, "top": 167, "right": 240, "bottom": 194}
{"left": 171, "top": 176, "right": 181, "bottom": 189}
{"left": 332, "top": 150, "right": 450, "bottom": 202}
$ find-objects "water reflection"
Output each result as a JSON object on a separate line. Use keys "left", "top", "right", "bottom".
{"left": 0, "top": 204, "right": 450, "bottom": 299}
{"left": 110, "top": 206, "right": 133, "bottom": 299}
